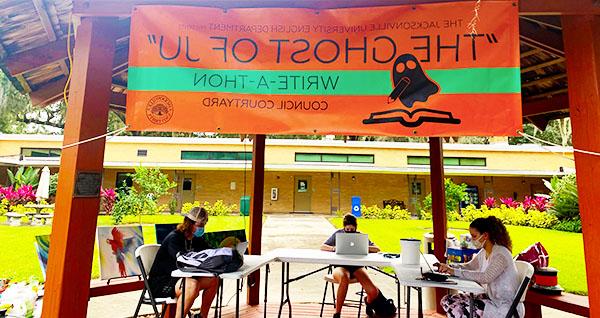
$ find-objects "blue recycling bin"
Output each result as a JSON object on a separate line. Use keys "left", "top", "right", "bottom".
{"left": 351, "top": 196, "right": 361, "bottom": 217}
{"left": 240, "top": 196, "right": 251, "bottom": 216}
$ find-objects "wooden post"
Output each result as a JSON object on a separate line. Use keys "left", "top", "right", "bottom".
{"left": 41, "top": 18, "right": 117, "bottom": 318}
{"left": 562, "top": 15, "right": 600, "bottom": 317}
{"left": 429, "top": 137, "right": 447, "bottom": 314}
{"left": 247, "top": 134, "right": 265, "bottom": 305}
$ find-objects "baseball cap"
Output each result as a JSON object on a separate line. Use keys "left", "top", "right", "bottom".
{"left": 185, "top": 207, "right": 206, "bottom": 223}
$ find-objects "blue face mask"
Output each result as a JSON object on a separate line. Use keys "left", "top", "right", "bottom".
{"left": 194, "top": 227, "right": 205, "bottom": 238}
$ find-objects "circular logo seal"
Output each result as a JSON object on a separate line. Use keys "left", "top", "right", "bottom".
{"left": 146, "top": 95, "right": 174, "bottom": 125}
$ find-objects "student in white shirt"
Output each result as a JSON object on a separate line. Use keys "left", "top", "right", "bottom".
{"left": 437, "top": 216, "right": 523, "bottom": 318}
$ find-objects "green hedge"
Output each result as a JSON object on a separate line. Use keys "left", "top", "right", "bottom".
{"left": 182, "top": 200, "right": 238, "bottom": 216}
{"left": 420, "top": 205, "right": 560, "bottom": 230}
{"left": 359, "top": 205, "right": 411, "bottom": 220}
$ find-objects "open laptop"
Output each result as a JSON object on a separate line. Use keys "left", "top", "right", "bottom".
{"left": 335, "top": 233, "right": 369, "bottom": 255}
{"left": 236, "top": 241, "right": 249, "bottom": 255}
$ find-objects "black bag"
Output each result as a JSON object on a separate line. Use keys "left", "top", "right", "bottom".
{"left": 176, "top": 247, "right": 243, "bottom": 274}
{"left": 368, "top": 291, "right": 397, "bottom": 317}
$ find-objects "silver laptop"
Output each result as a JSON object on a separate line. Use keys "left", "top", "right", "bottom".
{"left": 236, "top": 241, "right": 249, "bottom": 255}
{"left": 336, "top": 233, "right": 369, "bottom": 255}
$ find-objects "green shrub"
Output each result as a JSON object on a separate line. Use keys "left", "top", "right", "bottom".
{"left": 9, "top": 204, "right": 36, "bottom": 214}
{"left": 457, "top": 205, "right": 558, "bottom": 229}
{"left": 0, "top": 199, "right": 8, "bottom": 215}
{"left": 552, "top": 219, "right": 582, "bottom": 233}
{"left": 419, "top": 210, "right": 431, "bottom": 220}
{"left": 526, "top": 209, "right": 559, "bottom": 229}
{"left": 168, "top": 197, "right": 178, "bottom": 214}
{"left": 181, "top": 200, "right": 237, "bottom": 216}
{"left": 422, "top": 178, "right": 469, "bottom": 213}
{"left": 361, "top": 205, "right": 411, "bottom": 220}
{"left": 111, "top": 167, "right": 176, "bottom": 224}
{"left": 544, "top": 174, "right": 579, "bottom": 221}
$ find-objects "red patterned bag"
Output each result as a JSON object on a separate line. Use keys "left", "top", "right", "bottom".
{"left": 516, "top": 242, "right": 549, "bottom": 268}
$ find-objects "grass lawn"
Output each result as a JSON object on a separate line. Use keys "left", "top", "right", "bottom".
{"left": 0, "top": 214, "right": 248, "bottom": 282}
{"left": 329, "top": 218, "right": 587, "bottom": 295}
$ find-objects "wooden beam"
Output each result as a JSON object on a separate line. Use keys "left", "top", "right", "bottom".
{"left": 522, "top": 93, "right": 569, "bottom": 116}
{"left": 519, "top": 18, "right": 565, "bottom": 57}
{"left": 519, "top": 0, "right": 600, "bottom": 15}
{"left": 4, "top": 19, "right": 129, "bottom": 76}
{"left": 522, "top": 73, "right": 567, "bottom": 88}
{"left": 40, "top": 17, "right": 118, "bottom": 318}
{"left": 15, "top": 74, "right": 32, "bottom": 93}
{"left": 57, "top": 59, "right": 70, "bottom": 76}
{"left": 247, "top": 134, "right": 265, "bottom": 306}
{"left": 4, "top": 37, "right": 73, "bottom": 76}
{"left": 520, "top": 48, "right": 541, "bottom": 58}
{"left": 562, "top": 14, "right": 600, "bottom": 318}
{"left": 521, "top": 57, "right": 565, "bottom": 73}
{"left": 521, "top": 16, "right": 562, "bottom": 30}
{"left": 429, "top": 137, "right": 447, "bottom": 315}
{"left": 71, "top": 0, "right": 600, "bottom": 16}
{"left": 526, "top": 88, "right": 569, "bottom": 100}
{"left": 32, "top": 0, "right": 57, "bottom": 42}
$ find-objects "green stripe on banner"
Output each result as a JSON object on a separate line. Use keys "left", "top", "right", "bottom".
{"left": 128, "top": 67, "right": 521, "bottom": 95}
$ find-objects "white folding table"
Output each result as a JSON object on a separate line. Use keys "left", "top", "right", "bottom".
{"left": 172, "top": 254, "right": 275, "bottom": 318}
{"left": 268, "top": 248, "right": 400, "bottom": 318}
{"left": 391, "top": 255, "right": 486, "bottom": 318}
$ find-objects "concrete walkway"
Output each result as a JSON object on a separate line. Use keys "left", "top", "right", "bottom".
{"left": 87, "top": 215, "right": 577, "bottom": 318}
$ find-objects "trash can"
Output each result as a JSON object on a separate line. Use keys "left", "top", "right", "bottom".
{"left": 351, "top": 196, "right": 361, "bottom": 217}
{"left": 240, "top": 196, "right": 251, "bottom": 216}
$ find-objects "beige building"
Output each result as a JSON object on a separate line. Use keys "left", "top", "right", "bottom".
{"left": 0, "top": 134, "right": 575, "bottom": 214}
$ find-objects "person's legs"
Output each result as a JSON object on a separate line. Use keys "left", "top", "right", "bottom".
{"left": 332, "top": 267, "right": 351, "bottom": 314}
{"left": 441, "top": 293, "right": 485, "bottom": 318}
{"left": 174, "top": 278, "right": 202, "bottom": 318}
{"left": 197, "top": 277, "right": 220, "bottom": 318}
{"left": 352, "top": 268, "right": 379, "bottom": 303}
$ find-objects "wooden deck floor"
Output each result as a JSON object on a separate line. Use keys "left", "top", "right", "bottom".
{"left": 217, "top": 303, "right": 445, "bottom": 318}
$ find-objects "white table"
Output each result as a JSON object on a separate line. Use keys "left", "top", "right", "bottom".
{"left": 267, "top": 248, "right": 400, "bottom": 318}
{"left": 172, "top": 254, "right": 275, "bottom": 318}
{"left": 391, "top": 255, "right": 485, "bottom": 318}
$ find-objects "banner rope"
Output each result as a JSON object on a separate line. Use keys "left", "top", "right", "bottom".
{"left": 63, "top": 14, "right": 73, "bottom": 106}
{"left": 467, "top": 0, "right": 482, "bottom": 35}
{"left": 61, "top": 125, "right": 129, "bottom": 150}
{"left": 517, "top": 130, "right": 600, "bottom": 159}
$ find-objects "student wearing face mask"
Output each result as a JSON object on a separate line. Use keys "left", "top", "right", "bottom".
{"left": 322, "top": 214, "right": 395, "bottom": 318}
{"left": 148, "top": 207, "right": 219, "bottom": 318}
{"left": 437, "top": 216, "right": 522, "bottom": 318}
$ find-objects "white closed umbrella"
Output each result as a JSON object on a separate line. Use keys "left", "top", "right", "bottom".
{"left": 36, "top": 166, "right": 51, "bottom": 202}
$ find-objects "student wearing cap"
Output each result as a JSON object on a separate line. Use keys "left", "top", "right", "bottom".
{"left": 148, "top": 207, "right": 218, "bottom": 318}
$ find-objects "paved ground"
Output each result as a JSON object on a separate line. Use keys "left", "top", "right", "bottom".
{"left": 87, "top": 214, "right": 577, "bottom": 318}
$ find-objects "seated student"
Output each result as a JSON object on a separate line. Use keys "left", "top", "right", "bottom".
{"left": 148, "top": 207, "right": 219, "bottom": 318}
{"left": 437, "top": 216, "right": 523, "bottom": 318}
{"left": 321, "top": 214, "right": 395, "bottom": 318}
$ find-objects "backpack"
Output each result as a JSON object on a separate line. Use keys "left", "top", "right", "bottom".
{"left": 516, "top": 242, "right": 549, "bottom": 269}
{"left": 176, "top": 247, "right": 243, "bottom": 274}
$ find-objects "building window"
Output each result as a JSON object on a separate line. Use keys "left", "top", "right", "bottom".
{"left": 295, "top": 153, "right": 374, "bottom": 164}
{"left": 115, "top": 172, "right": 133, "bottom": 192}
{"left": 137, "top": 149, "right": 148, "bottom": 157}
{"left": 21, "top": 148, "right": 61, "bottom": 158}
{"left": 182, "top": 178, "right": 193, "bottom": 191}
{"left": 181, "top": 151, "right": 252, "bottom": 160}
{"left": 407, "top": 156, "right": 486, "bottom": 167}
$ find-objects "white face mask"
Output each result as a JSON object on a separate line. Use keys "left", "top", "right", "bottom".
{"left": 473, "top": 235, "right": 487, "bottom": 249}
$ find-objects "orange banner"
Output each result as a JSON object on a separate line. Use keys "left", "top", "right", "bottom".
{"left": 127, "top": 2, "right": 521, "bottom": 136}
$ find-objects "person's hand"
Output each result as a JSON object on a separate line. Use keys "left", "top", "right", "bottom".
{"left": 436, "top": 263, "right": 455, "bottom": 275}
